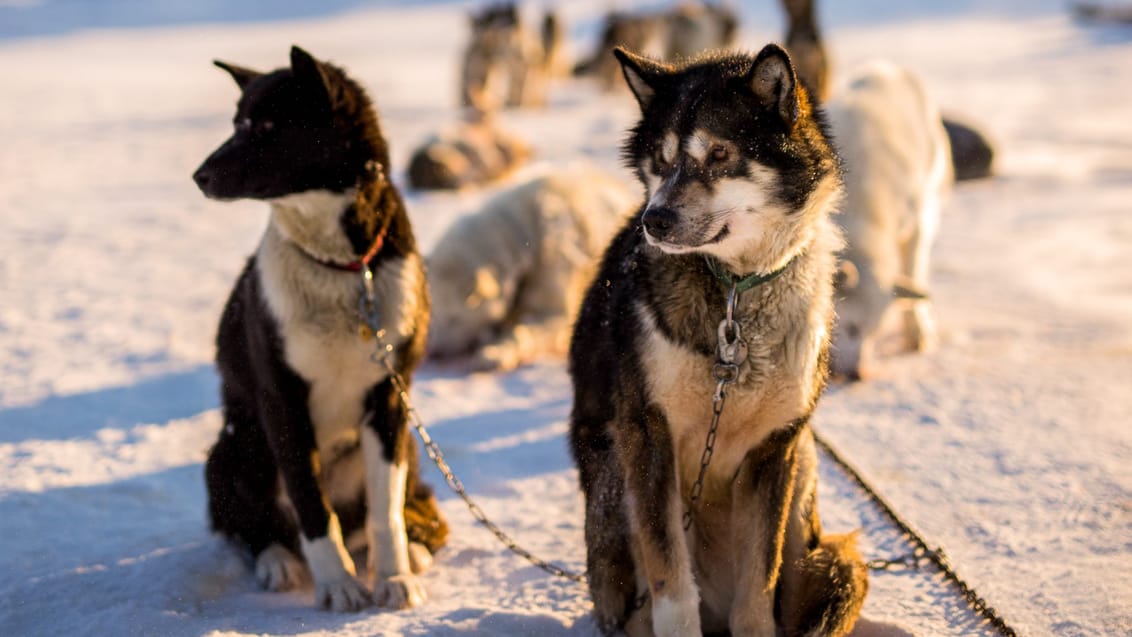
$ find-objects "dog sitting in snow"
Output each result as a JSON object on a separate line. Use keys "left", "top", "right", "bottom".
{"left": 193, "top": 46, "right": 447, "bottom": 612}
{"left": 568, "top": 46, "right": 867, "bottom": 636}
{"left": 427, "top": 165, "right": 636, "bottom": 370}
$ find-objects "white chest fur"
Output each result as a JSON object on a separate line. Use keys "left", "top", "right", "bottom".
{"left": 257, "top": 215, "right": 424, "bottom": 455}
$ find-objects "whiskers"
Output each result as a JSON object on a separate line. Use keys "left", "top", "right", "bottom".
{"left": 695, "top": 206, "right": 736, "bottom": 237}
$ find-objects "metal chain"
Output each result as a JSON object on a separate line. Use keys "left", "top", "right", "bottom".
{"left": 682, "top": 380, "right": 726, "bottom": 531}
{"left": 813, "top": 430, "right": 1022, "bottom": 637}
{"left": 683, "top": 283, "right": 746, "bottom": 531}
{"left": 358, "top": 269, "right": 586, "bottom": 583}
{"left": 358, "top": 268, "right": 1022, "bottom": 637}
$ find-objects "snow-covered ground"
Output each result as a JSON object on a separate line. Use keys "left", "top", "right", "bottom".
{"left": 1, "top": 1, "right": 1130, "bottom": 635}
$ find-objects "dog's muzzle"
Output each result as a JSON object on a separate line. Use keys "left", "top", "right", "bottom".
{"left": 192, "top": 166, "right": 214, "bottom": 192}
{"left": 642, "top": 206, "right": 680, "bottom": 243}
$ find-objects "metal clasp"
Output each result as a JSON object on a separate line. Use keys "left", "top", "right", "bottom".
{"left": 716, "top": 283, "right": 748, "bottom": 367}
{"left": 357, "top": 266, "right": 384, "bottom": 341}
{"left": 716, "top": 320, "right": 748, "bottom": 367}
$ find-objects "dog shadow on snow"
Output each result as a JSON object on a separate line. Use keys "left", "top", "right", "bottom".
{"left": 413, "top": 401, "right": 576, "bottom": 495}
{"left": 0, "top": 364, "right": 218, "bottom": 444}
{"left": 0, "top": 363, "right": 586, "bottom": 634}
{"left": 0, "top": 462, "right": 585, "bottom": 637}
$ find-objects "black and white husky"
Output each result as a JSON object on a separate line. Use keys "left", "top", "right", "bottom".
{"left": 193, "top": 46, "right": 447, "bottom": 612}
{"left": 568, "top": 45, "right": 867, "bottom": 636}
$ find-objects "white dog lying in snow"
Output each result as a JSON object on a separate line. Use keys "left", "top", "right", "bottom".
{"left": 426, "top": 165, "right": 637, "bottom": 371}
{"left": 827, "top": 61, "right": 953, "bottom": 379}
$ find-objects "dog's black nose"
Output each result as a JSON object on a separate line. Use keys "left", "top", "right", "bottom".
{"left": 642, "top": 206, "right": 679, "bottom": 241}
{"left": 193, "top": 167, "right": 212, "bottom": 190}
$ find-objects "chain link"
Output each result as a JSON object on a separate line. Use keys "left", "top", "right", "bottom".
{"left": 683, "top": 378, "right": 726, "bottom": 531}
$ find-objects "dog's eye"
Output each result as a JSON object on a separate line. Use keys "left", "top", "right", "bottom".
{"left": 710, "top": 146, "right": 729, "bottom": 163}
{"left": 236, "top": 117, "right": 252, "bottom": 132}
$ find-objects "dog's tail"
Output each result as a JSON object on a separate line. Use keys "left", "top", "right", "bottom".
{"left": 781, "top": 532, "right": 869, "bottom": 637}
{"left": 942, "top": 115, "right": 995, "bottom": 181}
{"left": 404, "top": 480, "right": 449, "bottom": 555}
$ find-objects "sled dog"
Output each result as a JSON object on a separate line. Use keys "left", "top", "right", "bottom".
{"left": 568, "top": 45, "right": 867, "bottom": 636}
{"left": 407, "top": 115, "right": 531, "bottom": 191}
{"left": 574, "top": 2, "right": 738, "bottom": 92}
{"left": 193, "top": 46, "right": 447, "bottom": 612}
{"left": 827, "top": 61, "right": 952, "bottom": 380}
{"left": 460, "top": 2, "right": 563, "bottom": 111}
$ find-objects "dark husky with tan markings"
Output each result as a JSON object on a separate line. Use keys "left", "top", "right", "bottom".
{"left": 568, "top": 45, "right": 867, "bottom": 636}
{"left": 193, "top": 46, "right": 446, "bottom": 613}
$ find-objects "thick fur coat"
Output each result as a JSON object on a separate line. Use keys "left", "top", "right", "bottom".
{"left": 427, "top": 165, "right": 637, "bottom": 370}
{"left": 826, "top": 61, "right": 953, "bottom": 379}
{"left": 193, "top": 46, "right": 446, "bottom": 612}
{"left": 568, "top": 46, "right": 866, "bottom": 636}
{"left": 406, "top": 117, "right": 531, "bottom": 191}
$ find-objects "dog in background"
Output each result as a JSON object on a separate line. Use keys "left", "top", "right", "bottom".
{"left": 460, "top": 2, "right": 564, "bottom": 111}
{"left": 778, "top": 0, "right": 995, "bottom": 179}
{"left": 574, "top": 1, "right": 738, "bottom": 92}
{"left": 427, "top": 165, "right": 637, "bottom": 370}
{"left": 193, "top": 46, "right": 447, "bottom": 612}
{"left": 827, "top": 62, "right": 952, "bottom": 380}
{"left": 406, "top": 111, "right": 531, "bottom": 191}
{"left": 780, "top": 0, "right": 830, "bottom": 101}
{"left": 569, "top": 45, "right": 866, "bottom": 636}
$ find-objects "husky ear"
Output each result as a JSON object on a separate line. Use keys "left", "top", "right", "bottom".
{"left": 613, "top": 47, "right": 669, "bottom": 110}
{"left": 892, "top": 279, "right": 929, "bottom": 300}
{"left": 213, "top": 60, "right": 261, "bottom": 91}
{"left": 748, "top": 43, "right": 801, "bottom": 127}
{"left": 290, "top": 45, "right": 334, "bottom": 106}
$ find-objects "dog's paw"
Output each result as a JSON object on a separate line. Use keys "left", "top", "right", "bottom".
{"left": 407, "top": 541, "right": 433, "bottom": 574}
{"left": 902, "top": 306, "right": 939, "bottom": 353}
{"left": 255, "top": 544, "right": 307, "bottom": 592}
{"left": 373, "top": 573, "right": 427, "bottom": 609}
{"left": 473, "top": 342, "right": 521, "bottom": 372}
{"left": 652, "top": 590, "right": 701, "bottom": 637}
{"left": 314, "top": 575, "right": 372, "bottom": 612}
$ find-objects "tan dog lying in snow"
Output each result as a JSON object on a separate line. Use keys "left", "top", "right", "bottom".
{"left": 427, "top": 165, "right": 636, "bottom": 370}
{"left": 406, "top": 116, "right": 531, "bottom": 191}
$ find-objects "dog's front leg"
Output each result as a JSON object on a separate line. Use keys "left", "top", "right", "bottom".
{"left": 259, "top": 383, "right": 371, "bottom": 612}
{"left": 615, "top": 405, "right": 701, "bottom": 637}
{"left": 727, "top": 424, "right": 804, "bottom": 636}
{"left": 363, "top": 378, "right": 427, "bottom": 609}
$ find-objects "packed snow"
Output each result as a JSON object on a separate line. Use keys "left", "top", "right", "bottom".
{"left": 1, "top": 1, "right": 1129, "bottom": 635}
